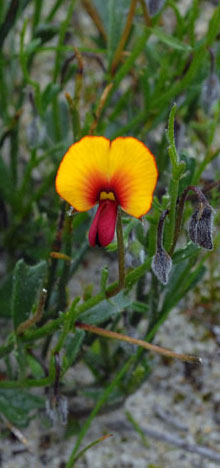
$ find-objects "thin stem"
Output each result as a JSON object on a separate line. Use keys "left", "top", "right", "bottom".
{"left": 107, "top": 209, "right": 125, "bottom": 298}
{"left": 53, "top": 0, "right": 76, "bottom": 82}
{"left": 157, "top": 209, "right": 169, "bottom": 250}
{"left": 89, "top": 83, "right": 113, "bottom": 135}
{"left": 110, "top": 0, "right": 138, "bottom": 75}
{"left": 57, "top": 207, "right": 73, "bottom": 312}
{"left": 32, "top": 0, "right": 43, "bottom": 34}
{"left": 75, "top": 322, "right": 201, "bottom": 364}
{"left": 117, "top": 209, "right": 125, "bottom": 289}
{"left": 46, "top": 203, "right": 66, "bottom": 308}
{"left": 81, "top": 0, "right": 107, "bottom": 42}
{"left": 66, "top": 47, "right": 83, "bottom": 141}
{"left": 166, "top": 103, "right": 179, "bottom": 172}
{"left": 73, "top": 434, "right": 113, "bottom": 465}
{"left": 192, "top": 148, "right": 220, "bottom": 185}
{"left": 139, "top": 0, "right": 151, "bottom": 27}
{"left": 46, "top": 0, "right": 63, "bottom": 22}
{"left": 17, "top": 289, "right": 47, "bottom": 335}
{"left": 164, "top": 178, "right": 179, "bottom": 252}
{"left": 53, "top": 352, "right": 61, "bottom": 396}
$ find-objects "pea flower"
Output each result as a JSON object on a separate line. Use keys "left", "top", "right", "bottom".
{"left": 55, "top": 136, "right": 158, "bottom": 247}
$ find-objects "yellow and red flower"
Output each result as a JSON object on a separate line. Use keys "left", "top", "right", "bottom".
{"left": 55, "top": 136, "right": 158, "bottom": 247}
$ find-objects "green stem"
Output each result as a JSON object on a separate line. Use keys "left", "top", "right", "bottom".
{"left": 164, "top": 104, "right": 185, "bottom": 252}
{"left": 192, "top": 148, "right": 220, "bottom": 185}
{"left": 57, "top": 207, "right": 73, "bottom": 312}
{"left": 164, "top": 178, "right": 179, "bottom": 252}
{"left": 32, "top": 0, "right": 43, "bottom": 34}
{"left": 116, "top": 209, "right": 125, "bottom": 289}
{"left": 166, "top": 103, "right": 179, "bottom": 171}
{"left": 107, "top": 209, "right": 125, "bottom": 297}
{"left": 73, "top": 434, "right": 112, "bottom": 465}
{"left": 46, "top": 0, "right": 64, "bottom": 22}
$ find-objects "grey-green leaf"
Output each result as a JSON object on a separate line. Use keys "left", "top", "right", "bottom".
{"left": 63, "top": 330, "right": 85, "bottom": 374}
{"left": 79, "top": 291, "right": 130, "bottom": 325}
{"left": 11, "top": 259, "right": 47, "bottom": 329}
{"left": 0, "top": 389, "right": 44, "bottom": 428}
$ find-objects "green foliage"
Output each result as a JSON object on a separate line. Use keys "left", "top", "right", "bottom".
{"left": 11, "top": 259, "right": 47, "bottom": 329}
{"left": 107, "top": 0, "right": 129, "bottom": 64}
{"left": 79, "top": 291, "right": 130, "bottom": 325}
{"left": 0, "top": 0, "right": 219, "bottom": 464}
{"left": 0, "top": 389, "right": 44, "bottom": 428}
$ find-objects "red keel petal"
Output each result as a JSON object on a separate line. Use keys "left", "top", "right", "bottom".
{"left": 88, "top": 200, "right": 118, "bottom": 247}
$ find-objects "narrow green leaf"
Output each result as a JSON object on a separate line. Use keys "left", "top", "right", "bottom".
{"left": 206, "top": 3, "right": 220, "bottom": 46}
{"left": 11, "top": 259, "right": 47, "bottom": 329}
{"left": 172, "top": 242, "right": 200, "bottom": 264}
{"left": 79, "top": 291, "right": 130, "bottom": 325}
{"left": 107, "top": 0, "right": 128, "bottom": 64}
{"left": 150, "top": 27, "right": 192, "bottom": 51}
{"left": 62, "top": 330, "right": 85, "bottom": 374}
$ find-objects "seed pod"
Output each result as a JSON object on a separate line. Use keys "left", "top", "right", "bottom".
{"left": 152, "top": 247, "right": 172, "bottom": 285}
{"left": 189, "top": 204, "right": 213, "bottom": 250}
{"left": 45, "top": 395, "right": 68, "bottom": 425}
{"left": 145, "top": 0, "right": 165, "bottom": 16}
{"left": 201, "top": 73, "right": 220, "bottom": 114}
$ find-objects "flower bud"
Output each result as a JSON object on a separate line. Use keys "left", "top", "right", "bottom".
{"left": 145, "top": 0, "right": 165, "bottom": 16}
{"left": 189, "top": 204, "right": 213, "bottom": 250}
{"left": 46, "top": 395, "right": 68, "bottom": 425}
{"left": 152, "top": 247, "right": 172, "bottom": 285}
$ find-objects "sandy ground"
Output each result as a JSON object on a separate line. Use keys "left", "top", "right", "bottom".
{"left": 1, "top": 277, "right": 219, "bottom": 468}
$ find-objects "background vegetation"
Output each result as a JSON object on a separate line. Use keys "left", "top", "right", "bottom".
{"left": 0, "top": 0, "right": 219, "bottom": 465}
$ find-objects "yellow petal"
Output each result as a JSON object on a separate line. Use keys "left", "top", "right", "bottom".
{"left": 55, "top": 136, "right": 158, "bottom": 217}
{"left": 109, "top": 137, "right": 158, "bottom": 217}
{"left": 55, "top": 136, "right": 110, "bottom": 211}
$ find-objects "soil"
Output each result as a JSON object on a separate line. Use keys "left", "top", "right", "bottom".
{"left": 1, "top": 252, "right": 220, "bottom": 468}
